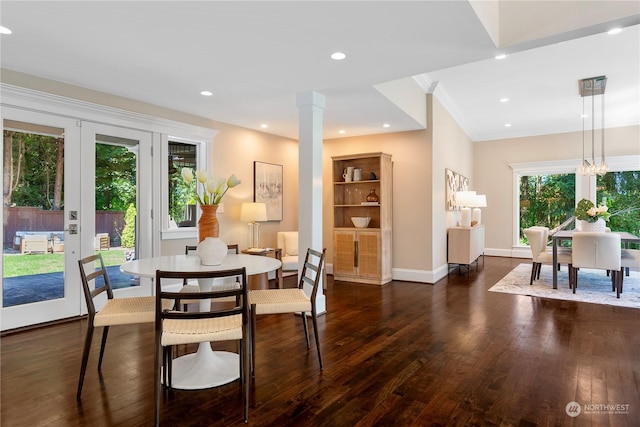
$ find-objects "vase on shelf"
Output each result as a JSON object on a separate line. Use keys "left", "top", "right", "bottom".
{"left": 580, "top": 218, "right": 606, "bottom": 232}
{"left": 198, "top": 204, "right": 220, "bottom": 242}
{"left": 366, "top": 189, "right": 379, "bottom": 203}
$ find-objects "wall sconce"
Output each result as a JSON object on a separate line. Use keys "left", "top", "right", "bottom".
{"left": 454, "top": 191, "right": 476, "bottom": 227}
{"left": 240, "top": 202, "right": 267, "bottom": 248}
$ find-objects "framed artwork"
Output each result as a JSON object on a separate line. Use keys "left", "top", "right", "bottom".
{"left": 445, "top": 168, "right": 469, "bottom": 211}
{"left": 253, "top": 161, "right": 283, "bottom": 221}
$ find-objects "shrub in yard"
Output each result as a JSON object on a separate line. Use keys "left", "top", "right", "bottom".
{"left": 121, "top": 204, "right": 136, "bottom": 248}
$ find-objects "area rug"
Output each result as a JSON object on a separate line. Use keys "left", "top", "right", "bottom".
{"left": 489, "top": 263, "right": 640, "bottom": 309}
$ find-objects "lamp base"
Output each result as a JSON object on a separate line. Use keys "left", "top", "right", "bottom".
{"left": 472, "top": 208, "right": 482, "bottom": 225}
{"left": 461, "top": 207, "right": 472, "bottom": 227}
{"left": 247, "top": 222, "right": 261, "bottom": 248}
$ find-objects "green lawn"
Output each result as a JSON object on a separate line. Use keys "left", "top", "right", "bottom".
{"left": 3, "top": 250, "right": 127, "bottom": 277}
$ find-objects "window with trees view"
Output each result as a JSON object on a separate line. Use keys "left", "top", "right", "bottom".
{"left": 168, "top": 141, "right": 198, "bottom": 227}
{"left": 596, "top": 171, "right": 640, "bottom": 235}
{"left": 519, "top": 173, "right": 575, "bottom": 244}
{"left": 516, "top": 160, "right": 640, "bottom": 246}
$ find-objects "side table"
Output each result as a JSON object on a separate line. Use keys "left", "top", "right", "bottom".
{"left": 241, "top": 248, "right": 283, "bottom": 289}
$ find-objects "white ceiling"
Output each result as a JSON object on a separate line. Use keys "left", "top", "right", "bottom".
{"left": 1, "top": 1, "right": 639, "bottom": 142}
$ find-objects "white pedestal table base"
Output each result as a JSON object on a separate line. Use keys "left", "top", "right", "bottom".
{"left": 163, "top": 343, "right": 239, "bottom": 390}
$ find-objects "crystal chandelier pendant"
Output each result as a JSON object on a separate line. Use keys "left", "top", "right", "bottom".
{"left": 576, "top": 76, "right": 608, "bottom": 177}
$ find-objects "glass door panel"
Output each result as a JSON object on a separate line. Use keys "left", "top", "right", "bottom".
{"left": 80, "top": 122, "right": 153, "bottom": 299}
{"left": 2, "top": 110, "right": 81, "bottom": 330}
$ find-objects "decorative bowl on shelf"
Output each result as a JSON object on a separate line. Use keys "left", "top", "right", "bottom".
{"left": 351, "top": 217, "right": 371, "bottom": 228}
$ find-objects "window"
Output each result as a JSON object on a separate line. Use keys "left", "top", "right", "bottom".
{"left": 511, "top": 156, "right": 640, "bottom": 247}
{"left": 519, "top": 173, "right": 575, "bottom": 244}
{"left": 160, "top": 129, "right": 212, "bottom": 240}
{"left": 596, "top": 171, "right": 640, "bottom": 235}
{"left": 168, "top": 140, "right": 198, "bottom": 229}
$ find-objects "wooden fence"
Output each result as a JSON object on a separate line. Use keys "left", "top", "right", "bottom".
{"left": 3, "top": 207, "right": 125, "bottom": 248}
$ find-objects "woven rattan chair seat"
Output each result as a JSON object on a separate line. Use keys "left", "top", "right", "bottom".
{"left": 94, "top": 296, "right": 172, "bottom": 327}
{"left": 249, "top": 289, "right": 311, "bottom": 315}
{"left": 161, "top": 314, "right": 243, "bottom": 346}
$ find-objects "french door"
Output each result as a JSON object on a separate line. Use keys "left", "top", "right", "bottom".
{"left": 1, "top": 108, "right": 153, "bottom": 330}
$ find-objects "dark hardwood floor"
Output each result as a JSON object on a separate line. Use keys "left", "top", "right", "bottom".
{"left": 2, "top": 256, "right": 639, "bottom": 426}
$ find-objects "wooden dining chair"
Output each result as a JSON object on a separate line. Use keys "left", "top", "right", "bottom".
{"left": 154, "top": 268, "right": 249, "bottom": 425}
{"left": 248, "top": 248, "right": 325, "bottom": 377}
{"left": 76, "top": 253, "right": 172, "bottom": 400}
{"left": 179, "top": 243, "right": 240, "bottom": 310}
{"left": 523, "top": 227, "right": 572, "bottom": 286}
{"left": 570, "top": 232, "right": 622, "bottom": 297}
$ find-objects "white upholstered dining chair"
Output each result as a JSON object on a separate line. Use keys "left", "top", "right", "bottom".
{"left": 621, "top": 248, "right": 640, "bottom": 294}
{"left": 570, "top": 232, "right": 622, "bottom": 297}
{"left": 523, "top": 227, "right": 572, "bottom": 286}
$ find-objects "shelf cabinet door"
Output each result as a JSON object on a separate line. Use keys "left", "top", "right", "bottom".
{"left": 334, "top": 230, "right": 357, "bottom": 277}
{"left": 356, "top": 231, "right": 381, "bottom": 279}
{"left": 333, "top": 230, "right": 381, "bottom": 280}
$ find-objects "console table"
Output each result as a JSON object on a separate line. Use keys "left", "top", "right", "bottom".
{"left": 447, "top": 225, "right": 485, "bottom": 276}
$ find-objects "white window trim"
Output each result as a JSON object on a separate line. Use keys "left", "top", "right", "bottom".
{"left": 160, "top": 135, "right": 208, "bottom": 240}
{"left": 509, "top": 155, "right": 640, "bottom": 248}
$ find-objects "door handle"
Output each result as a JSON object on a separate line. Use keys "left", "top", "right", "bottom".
{"left": 354, "top": 240, "right": 358, "bottom": 268}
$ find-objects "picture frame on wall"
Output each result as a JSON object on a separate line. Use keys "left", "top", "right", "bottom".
{"left": 253, "top": 161, "right": 283, "bottom": 221}
{"left": 445, "top": 168, "right": 469, "bottom": 211}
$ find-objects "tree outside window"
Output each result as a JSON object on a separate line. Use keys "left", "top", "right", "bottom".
{"left": 168, "top": 141, "right": 197, "bottom": 227}
{"left": 519, "top": 173, "right": 575, "bottom": 244}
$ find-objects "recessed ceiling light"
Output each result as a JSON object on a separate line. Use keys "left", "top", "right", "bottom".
{"left": 338, "top": 130, "right": 346, "bottom": 135}
{"left": 500, "top": 97, "right": 509, "bottom": 103}
{"left": 0, "top": 26, "right": 12, "bottom": 35}
{"left": 330, "top": 52, "right": 346, "bottom": 61}
{"left": 200, "top": 90, "right": 213, "bottom": 96}
{"left": 495, "top": 54, "right": 507, "bottom": 60}
{"left": 504, "top": 123, "right": 512, "bottom": 127}
{"left": 581, "top": 114, "right": 588, "bottom": 118}
{"left": 260, "top": 124, "right": 268, "bottom": 129}
{"left": 382, "top": 123, "right": 390, "bottom": 128}
{"left": 607, "top": 28, "right": 622, "bottom": 35}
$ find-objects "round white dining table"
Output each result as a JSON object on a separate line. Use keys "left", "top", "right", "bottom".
{"left": 120, "top": 253, "right": 281, "bottom": 390}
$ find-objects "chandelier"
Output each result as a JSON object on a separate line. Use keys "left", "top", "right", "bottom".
{"left": 577, "top": 76, "right": 609, "bottom": 176}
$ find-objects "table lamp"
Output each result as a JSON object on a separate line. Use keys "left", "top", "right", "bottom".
{"left": 454, "top": 191, "right": 476, "bottom": 227}
{"left": 240, "top": 202, "right": 267, "bottom": 249}
{"left": 471, "top": 194, "right": 487, "bottom": 225}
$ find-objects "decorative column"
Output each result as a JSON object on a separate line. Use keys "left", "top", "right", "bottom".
{"left": 296, "top": 91, "right": 326, "bottom": 314}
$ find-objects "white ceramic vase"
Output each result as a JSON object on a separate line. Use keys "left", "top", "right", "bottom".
{"left": 196, "top": 237, "right": 228, "bottom": 265}
{"left": 580, "top": 218, "right": 606, "bottom": 232}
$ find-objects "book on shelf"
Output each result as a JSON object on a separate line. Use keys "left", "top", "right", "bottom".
{"left": 360, "top": 202, "right": 380, "bottom": 206}
{"left": 245, "top": 247, "right": 270, "bottom": 253}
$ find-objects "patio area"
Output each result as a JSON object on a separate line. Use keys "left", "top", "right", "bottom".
{"left": 2, "top": 265, "right": 138, "bottom": 307}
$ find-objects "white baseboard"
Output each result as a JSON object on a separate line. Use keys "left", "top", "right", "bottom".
{"left": 325, "top": 247, "right": 532, "bottom": 286}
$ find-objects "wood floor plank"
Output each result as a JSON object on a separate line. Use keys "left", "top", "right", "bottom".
{"left": 2, "top": 256, "right": 639, "bottom": 426}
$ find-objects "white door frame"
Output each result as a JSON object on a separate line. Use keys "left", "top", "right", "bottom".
{"left": 79, "top": 121, "right": 154, "bottom": 303}
{"left": 1, "top": 107, "right": 83, "bottom": 329}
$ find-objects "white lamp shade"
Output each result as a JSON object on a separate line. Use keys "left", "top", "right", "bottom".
{"left": 472, "top": 194, "right": 487, "bottom": 208}
{"left": 454, "top": 191, "right": 476, "bottom": 207}
{"left": 240, "top": 202, "right": 267, "bottom": 222}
